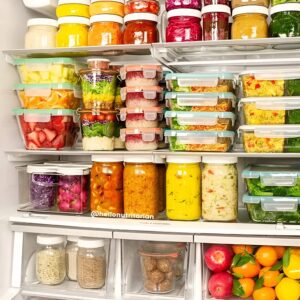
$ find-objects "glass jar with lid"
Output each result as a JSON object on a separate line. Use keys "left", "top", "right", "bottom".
{"left": 166, "top": 9, "right": 202, "bottom": 42}
{"left": 166, "top": 0, "right": 201, "bottom": 11}
{"left": 36, "top": 235, "right": 66, "bottom": 285}
{"left": 232, "top": 0, "right": 269, "bottom": 9}
{"left": 66, "top": 236, "right": 79, "bottom": 281}
{"left": 166, "top": 156, "right": 201, "bottom": 221}
{"left": 56, "top": 16, "right": 90, "bottom": 47}
{"left": 231, "top": 6, "right": 269, "bottom": 39}
{"left": 77, "top": 238, "right": 106, "bottom": 289}
{"left": 270, "top": 4, "right": 300, "bottom": 37}
{"left": 202, "top": 156, "right": 238, "bottom": 221}
{"left": 56, "top": 0, "right": 90, "bottom": 18}
{"left": 123, "top": 13, "right": 159, "bottom": 44}
{"left": 125, "top": 0, "right": 160, "bottom": 15}
{"left": 88, "top": 14, "right": 123, "bottom": 46}
{"left": 25, "top": 18, "right": 57, "bottom": 49}
{"left": 90, "top": 0, "right": 125, "bottom": 17}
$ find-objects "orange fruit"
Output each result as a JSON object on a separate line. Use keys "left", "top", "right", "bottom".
{"left": 274, "top": 246, "right": 286, "bottom": 259}
{"left": 259, "top": 267, "right": 282, "bottom": 287}
{"left": 255, "top": 246, "right": 278, "bottom": 267}
{"left": 232, "top": 260, "right": 261, "bottom": 278}
{"left": 238, "top": 278, "right": 255, "bottom": 298}
{"left": 232, "top": 245, "right": 254, "bottom": 255}
{"left": 252, "top": 287, "right": 276, "bottom": 300}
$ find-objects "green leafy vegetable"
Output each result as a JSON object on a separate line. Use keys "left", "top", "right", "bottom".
{"left": 286, "top": 79, "right": 300, "bottom": 97}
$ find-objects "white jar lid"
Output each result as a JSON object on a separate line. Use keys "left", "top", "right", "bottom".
{"left": 58, "top": 0, "right": 90, "bottom": 4}
{"left": 202, "top": 5, "right": 231, "bottom": 15}
{"left": 37, "top": 235, "right": 65, "bottom": 245}
{"left": 202, "top": 156, "right": 237, "bottom": 164}
{"left": 90, "top": 14, "right": 123, "bottom": 24}
{"left": 58, "top": 16, "right": 90, "bottom": 25}
{"left": 87, "top": 58, "right": 110, "bottom": 63}
{"left": 167, "top": 156, "right": 201, "bottom": 163}
{"left": 124, "top": 13, "right": 158, "bottom": 23}
{"left": 27, "top": 18, "right": 58, "bottom": 28}
{"left": 92, "top": 155, "right": 124, "bottom": 162}
{"left": 167, "top": 8, "right": 201, "bottom": 19}
{"left": 91, "top": 0, "right": 124, "bottom": 3}
{"left": 232, "top": 6, "right": 269, "bottom": 17}
{"left": 271, "top": 3, "right": 300, "bottom": 15}
{"left": 78, "top": 238, "right": 105, "bottom": 248}
{"left": 124, "top": 155, "right": 153, "bottom": 163}
{"left": 67, "top": 236, "right": 79, "bottom": 242}
{"left": 57, "top": 166, "right": 90, "bottom": 175}
{"left": 27, "top": 164, "right": 57, "bottom": 174}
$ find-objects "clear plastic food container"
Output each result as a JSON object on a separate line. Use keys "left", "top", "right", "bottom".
{"left": 239, "top": 97, "right": 300, "bottom": 125}
{"left": 120, "top": 107, "right": 163, "bottom": 128}
{"left": 15, "top": 83, "right": 81, "bottom": 109}
{"left": 165, "top": 130, "right": 235, "bottom": 152}
{"left": 120, "top": 128, "right": 163, "bottom": 150}
{"left": 13, "top": 108, "right": 79, "bottom": 150}
{"left": 165, "top": 92, "right": 236, "bottom": 112}
{"left": 243, "top": 194, "right": 300, "bottom": 223}
{"left": 166, "top": 72, "right": 235, "bottom": 93}
{"left": 120, "top": 65, "right": 163, "bottom": 87}
{"left": 13, "top": 57, "right": 83, "bottom": 84}
{"left": 165, "top": 111, "right": 235, "bottom": 131}
{"left": 239, "top": 125, "right": 300, "bottom": 153}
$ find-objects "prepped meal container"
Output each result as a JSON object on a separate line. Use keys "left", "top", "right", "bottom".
{"left": 125, "top": 0, "right": 160, "bottom": 14}
{"left": 165, "top": 92, "right": 236, "bottom": 112}
{"left": 239, "top": 125, "right": 300, "bottom": 153}
{"left": 239, "top": 97, "right": 300, "bottom": 125}
{"left": 120, "top": 107, "right": 163, "bottom": 128}
{"left": 166, "top": 72, "right": 235, "bottom": 93}
{"left": 90, "top": 0, "right": 125, "bottom": 17}
{"left": 15, "top": 83, "right": 81, "bottom": 109}
{"left": 13, "top": 108, "right": 79, "bottom": 150}
{"left": 243, "top": 194, "right": 300, "bottom": 223}
{"left": 13, "top": 57, "right": 83, "bottom": 84}
{"left": 165, "top": 130, "right": 235, "bottom": 152}
{"left": 242, "top": 164, "right": 300, "bottom": 197}
{"left": 120, "top": 128, "right": 163, "bottom": 150}
{"left": 165, "top": 111, "right": 235, "bottom": 131}
{"left": 120, "top": 65, "right": 163, "bottom": 87}
{"left": 121, "top": 86, "right": 163, "bottom": 108}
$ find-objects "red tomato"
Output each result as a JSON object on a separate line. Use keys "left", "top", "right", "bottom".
{"left": 96, "top": 114, "right": 106, "bottom": 121}
{"left": 106, "top": 114, "right": 117, "bottom": 121}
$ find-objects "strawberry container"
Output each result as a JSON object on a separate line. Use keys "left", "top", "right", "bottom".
{"left": 13, "top": 108, "right": 79, "bottom": 150}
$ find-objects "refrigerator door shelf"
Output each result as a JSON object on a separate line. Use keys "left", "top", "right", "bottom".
{"left": 23, "top": 0, "right": 57, "bottom": 18}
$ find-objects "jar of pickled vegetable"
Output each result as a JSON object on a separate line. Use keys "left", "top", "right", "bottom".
{"left": 202, "top": 5, "right": 231, "bottom": 40}
{"left": 204, "top": 0, "right": 228, "bottom": 5}
{"left": 56, "top": 0, "right": 90, "bottom": 18}
{"left": 202, "top": 156, "right": 238, "bottom": 221}
{"left": 125, "top": 0, "right": 160, "bottom": 15}
{"left": 56, "top": 17, "right": 90, "bottom": 47}
{"left": 90, "top": 156, "right": 124, "bottom": 214}
{"left": 123, "top": 13, "right": 159, "bottom": 44}
{"left": 232, "top": 6, "right": 268, "bottom": 39}
{"left": 232, "top": 0, "right": 269, "bottom": 9}
{"left": 166, "top": 0, "right": 201, "bottom": 11}
{"left": 166, "top": 9, "right": 202, "bottom": 42}
{"left": 270, "top": 4, "right": 300, "bottom": 37}
{"left": 124, "top": 156, "right": 158, "bottom": 217}
{"left": 166, "top": 156, "right": 201, "bottom": 221}
{"left": 88, "top": 15, "right": 123, "bottom": 46}
{"left": 90, "top": 0, "right": 125, "bottom": 17}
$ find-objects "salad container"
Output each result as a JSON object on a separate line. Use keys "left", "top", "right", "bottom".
{"left": 13, "top": 108, "right": 79, "bottom": 150}
{"left": 165, "top": 130, "right": 235, "bottom": 152}
{"left": 15, "top": 83, "right": 82, "bottom": 109}
{"left": 243, "top": 194, "right": 300, "bottom": 223}
{"left": 165, "top": 111, "right": 235, "bottom": 131}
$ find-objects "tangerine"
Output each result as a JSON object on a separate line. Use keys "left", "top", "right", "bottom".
{"left": 232, "top": 260, "right": 261, "bottom": 278}
{"left": 232, "top": 245, "right": 254, "bottom": 255}
{"left": 238, "top": 278, "right": 255, "bottom": 298}
{"left": 255, "top": 246, "right": 278, "bottom": 267}
{"left": 274, "top": 246, "right": 286, "bottom": 259}
{"left": 259, "top": 267, "right": 282, "bottom": 287}
{"left": 253, "top": 287, "right": 276, "bottom": 300}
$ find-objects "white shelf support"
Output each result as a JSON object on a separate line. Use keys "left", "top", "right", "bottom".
{"left": 11, "top": 231, "right": 23, "bottom": 288}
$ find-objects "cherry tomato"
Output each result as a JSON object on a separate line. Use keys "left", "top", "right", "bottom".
{"left": 106, "top": 114, "right": 117, "bottom": 121}
{"left": 96, "top": 114, "right": 106, "bottom": 121}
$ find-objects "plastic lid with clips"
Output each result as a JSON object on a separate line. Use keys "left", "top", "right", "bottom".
{"left": 67, "top": 236, "right": 79, "bottom": 242}
{"left": 58, "top": 0, "right": 90, "bottom": 4}
{"left": 124, "top": 155, "right": 153, "bottom": 163}
{"left": 87, "top": 58, "right": 111, "bottom": 69}
{"left": 90, "top": 14, "right": 123, "bottom": 24}
{"left": 202, "top": 4, "right": 231, "bottom": 15}
{"left": 37, "top": 235, "right": 65, "bottom": 245}
{"left": 58, "top": 16, "right": 90, "bottom": 25}
{"left": 232, "top": 6, "right": 269, "bottom": 17}
{"left": 124, "top": 13, "right": 158, "bottom": 23}
{"left": 271, "top": 3, "right": 300, "bottom": 15}
{"left": 202, "top": 156, "right": 238, "bottom": 164}
{"left": 92, "top": 155, "right": 124, "bottom": 162}
{"left": 167, "top": 8, "right": 201, "bottom": 19}
{"left": 78, "top": 238, "right": 105, "bottom": 248}
{"left": 27, "top": 18, "right": 58, "bottom": 27}
{"left": 167, "top": 156, "right": 201, "bottom": 163}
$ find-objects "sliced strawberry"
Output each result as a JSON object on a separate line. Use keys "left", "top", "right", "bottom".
{"left": 35, "top": 127, "right": 42, "bottom": 132}
{"left": 52, "top": 116, "right": 63, "bottom": 124}
{"left": 27, "top": 141, "right": 39, "bottom": 150}
{"left": 42, "top": 140, "right": 52, "bottom": 148}
{"left": 52, "top": 134, "right": 65, "bottom": 149}
{"left": 43, "top": 128, "right": 57, "bottom": 142}
{"left": 27, "top": 131, "right": 41, "bottom": 147}
{"left": 28, "top": 122, "right": 37, "bottom": 131}
{"left": 38, "top": 131, "right": 46, "bottom": 143}
{"left": 19, "top": 117, "right": 31, "bottom": 134}
{"left": 52, "top": 122, "right": 66, "bottom": 135}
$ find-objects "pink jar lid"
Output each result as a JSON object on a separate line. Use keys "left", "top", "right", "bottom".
{"left": 120, "top": 107, "right": 163, "bottom": 121}
{"left": 120, "top": 65, "right": 163, "bottom": 80}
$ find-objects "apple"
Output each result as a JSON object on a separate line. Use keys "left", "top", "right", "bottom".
{"left": 204, "top": 245, "right": 233, "bottom": 272}
{"left": 208, "top": 272, "right": 233, "bottom": 299}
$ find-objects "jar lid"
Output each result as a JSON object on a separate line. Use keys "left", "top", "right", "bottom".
{"left": 271, "top": 3, "right": 300, "bottom": 15}
{"left": 87, "top": 58, "right": 110, "bottom": 63}
{"left": 124, "top": 13, "right": 158, "bottom": 23}
{"left": 91, "top": 0, "right": 124, "bottom": 3}
{"left": 58, "top": 16, "right": 90, "bottom": 26}
{"left": 58, "top": 0, "right": 90, "bottom": 4}
{"left": 167, "top": 156, "right": 201, "bottom": 163}
{"left": 27, "top": 164, "right": 57, "bottom": 174}
{"left": 57, "top": 166, "right": 90, "bottom": 175}
{"left": 232, "top": 6, "right": 269, "bottom": 17}
{"left": 67, "top": 236, "right": 79, "bottom": 242}
{"left": 124, "top": 155, "right": 153, "bottom": 163}
{"left": 37, "top": 235, "right": 65, "bottom": 245}
{"left": 27, "top": 18, "right": 58, "bottom": 28}
{"left": 78, "top": 238, "right": 105, "bottom": 248}
{"left": 202, "top": 4, "right": 231, "bottom": 15}
{"left": 202, "top": 156, "right": 238, "bottom": 164}
{"left": 92, "top": 155, "right": 124, "bottom": 162}
{"left": 167, "top": 8, "right": 201, "bottom": 19}
{"left": 90, "top": 14, "right": 124, "bottom": 24}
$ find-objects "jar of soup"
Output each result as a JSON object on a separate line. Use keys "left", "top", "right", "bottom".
{"left": 56, "top": 16, "right": 90, "bottom": 47}
{"left": 25, "top": 18, "right": 57, "bottom": 49}
{"left": 166, "top": 9, "right": 202, "bottom": 42}
{"left": 90, "top": 0, "right": 125, "bottom": 17}
{"left": 125, "top": 0, "right": 160, "bottom": 15}
{"left": 202, "top": 5, "right": 231, "bottom": 40}
{"left": 166, "top": 156, "right": 201, "bottom": 221}
{"left": 270, "top": 4, "right": 300, "bottom": 37}
{"left": 56, "top": 0, "right": 90, "bottom": 18}
{"left": 166, "top": 0, "right": 201, "bottom": 11}
{"left": 90, "top": 156, "right": 124, "bottom": 214}
{"left": 231, "top": 6, "right": 269, "bottom": 39}
{"left": 66, "top": 236, "right": 79, "bottom": 281}
{"left": 202, "top": 156, "right": 238, "bottom": 221}
{"left": 123, "top": 13, "right": 159, "bottom": 44}
{"left": 124, "top": 156, "right": 158, "bottom": 217}
{"left": 232, "top": 0, "right": 269, "bottom": 9}
{"left": 88, "top": 14, "right": 123, "bottom": 46}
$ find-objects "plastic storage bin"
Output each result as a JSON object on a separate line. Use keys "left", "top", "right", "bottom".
{"left": 165, "top": 130, "right": 235, "bottom": 152}
{"left": 125, "top": 0, "right": 160, "bottom": 14}
{"left": 90, "top": 0, "right": 125, "bottom": 17}
{"left": 165, "top": 111, "right": 235, "bottom": 131}
{"left": 13, "top": 108, "right": 79, "bottom": 150}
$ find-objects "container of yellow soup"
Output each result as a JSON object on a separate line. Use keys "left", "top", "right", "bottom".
{"left": 166, "top": 156, "right": 201, "bottom": 221}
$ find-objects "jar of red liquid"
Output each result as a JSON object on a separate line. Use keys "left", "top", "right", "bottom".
{"left": 166, "top": 9, "right": 202, "bottom": 42}
{"left": 202, "top": 5, "right": 231, "bottom": 40}
{"left": 203, "top": 0, "right": 229, "bottom": 6}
